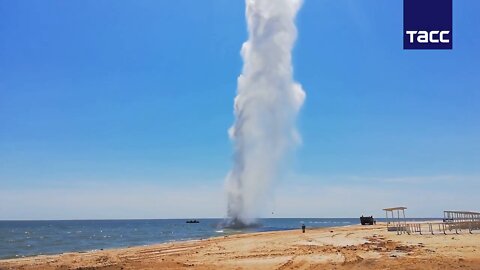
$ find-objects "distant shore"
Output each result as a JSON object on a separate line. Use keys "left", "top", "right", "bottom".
{"left": 1, "top": 223, "right": 479, "bottom": 269}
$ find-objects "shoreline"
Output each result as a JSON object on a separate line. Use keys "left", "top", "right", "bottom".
{"left": 0, "top": 225, "right": 312, "bottom": 261}
{"left": 0, "top": 217, "right": 442, "bottom": 261}
{"left": 0, "top": 219, "right": 362, "bottom": 261}
{"left": 2, "top": 224, "right": 480, "bottom": 269}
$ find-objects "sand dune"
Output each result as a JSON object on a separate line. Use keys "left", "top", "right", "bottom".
{"left": 1, "top": 224, "right": 479, "bottom": 269}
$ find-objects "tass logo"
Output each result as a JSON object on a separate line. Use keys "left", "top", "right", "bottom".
{"left": 406, "top": 31, "right": 450, "bottom": 44}
{"left": 404, "top": 0, "right": 452, "bottom": 50}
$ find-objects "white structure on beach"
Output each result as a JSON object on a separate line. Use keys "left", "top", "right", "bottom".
{"left": 382, "top": 206, "right": 408, "bottom": 234}
{"left": 382, "top": 207, "right": 480, "bottom": 235}
{"left": 444, "top": 210, "right": 480, "bottom": 223}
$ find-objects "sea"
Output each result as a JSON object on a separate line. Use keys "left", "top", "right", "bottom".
{"left": 0, "top": 218, "right": 438, "bottom": 259}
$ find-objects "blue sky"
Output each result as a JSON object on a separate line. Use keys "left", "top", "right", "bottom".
{"left": 1, "top": 0, "right": 479, "bottom": 219}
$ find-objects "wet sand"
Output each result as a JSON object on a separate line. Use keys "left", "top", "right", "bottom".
{"left": 1, "top": 224, "right": 479, "bottom": 269}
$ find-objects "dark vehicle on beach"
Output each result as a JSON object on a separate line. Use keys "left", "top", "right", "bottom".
{"left": 186, "top": 220, "right": 200, "bottom": 224}
{"left": 360, "top": 216, "right": 375, "bottom": 225}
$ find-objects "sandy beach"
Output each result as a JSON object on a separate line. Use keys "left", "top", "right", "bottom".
{"left": 1, "top": 223, "right": 479, "bottom": 269}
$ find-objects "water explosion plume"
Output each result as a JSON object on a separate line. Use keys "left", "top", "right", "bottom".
{"left": 225, "top": 0, "right": 305, "bottom": 226}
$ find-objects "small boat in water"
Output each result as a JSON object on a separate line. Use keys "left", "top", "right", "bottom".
{"left": 186, "top": 220, "right": 200, "bottom": 224}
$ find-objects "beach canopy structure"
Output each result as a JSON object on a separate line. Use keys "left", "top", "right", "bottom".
{"left": 383, "top": 207, "right": 407, "bottom": 234}
{"left": 382, "top": 209, "right": 480, "bottom": 235}
{"left": 441, "top": 211, "right": 480, "bottom": 233}
{"left": 444, "top": 211, "right": 480, "bottom": 223}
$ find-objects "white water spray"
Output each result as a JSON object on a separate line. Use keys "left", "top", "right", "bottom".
{"left": 225, "top": 0, "right": 305, "bottom": 226}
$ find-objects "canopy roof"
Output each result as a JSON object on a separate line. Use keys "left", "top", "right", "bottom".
{"left": 444, "top": 210, "right": 480, "bottom": 215}
{"left": 383, "top": 207, "right": 407, "bottom": 211}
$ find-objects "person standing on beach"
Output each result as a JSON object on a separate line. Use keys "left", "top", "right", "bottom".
{"left": 301, "top": 224, "right": 306, "bottom": 233}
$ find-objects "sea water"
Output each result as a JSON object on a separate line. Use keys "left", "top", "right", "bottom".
{"left": 0, "top": 218, "right": 436, "bottom": 259}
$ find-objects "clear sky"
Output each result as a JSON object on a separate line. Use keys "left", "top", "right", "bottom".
{"left": 1, "top": 0, "right": 479, "bottom": 220}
